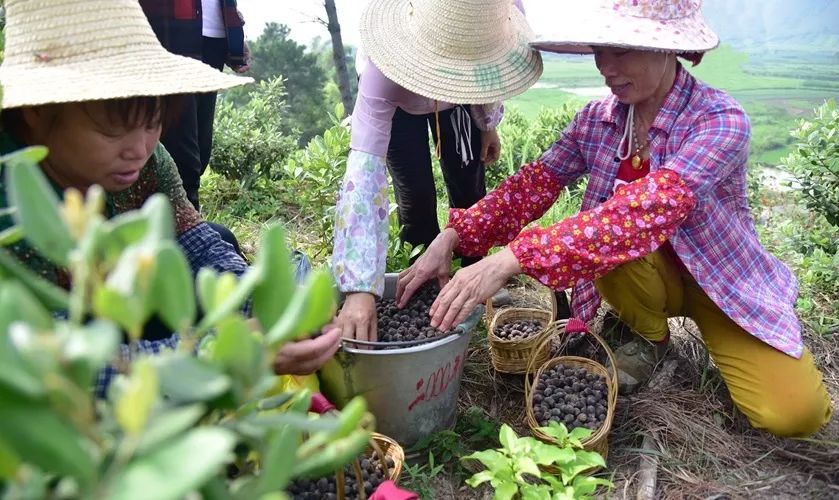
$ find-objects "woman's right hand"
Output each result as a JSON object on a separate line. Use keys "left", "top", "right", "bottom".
{"left": 396, "top": 228, "right": 459, "bottom": 308}
{"left": 336, "top": 292, "right": 378, "bottom": 342}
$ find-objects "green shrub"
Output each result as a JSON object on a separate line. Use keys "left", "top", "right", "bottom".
{"left": 491, "top": 104, "right": 578, "bottom": 190}
{"left": 211, "top": 77, "right": 298, "bottom": 188}
{"left": 0, "top": 147, "right": 372, "bottom": 498}
{"left": 781, "top": 99, "right": 839, "bottom": 228}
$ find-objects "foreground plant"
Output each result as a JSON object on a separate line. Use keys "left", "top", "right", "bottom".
{"left": 463, "top": 422, "right": 612, "bottom": 500}
{"left": 0, "top": 147, "right": 371, "bottom": 499}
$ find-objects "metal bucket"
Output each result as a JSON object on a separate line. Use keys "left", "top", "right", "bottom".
{"left": 320, "top": 274, "right": 483, "bottom": 446}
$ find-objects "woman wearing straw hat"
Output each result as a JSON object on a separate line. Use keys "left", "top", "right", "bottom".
{"left": 397, "top": 0, "right": 832, "bottom": 437}
{"left": 0, "top": 0, "right": 342, "bottom": 388}
{"left": 333, "top": 0, "right": 543, "bottom": 342}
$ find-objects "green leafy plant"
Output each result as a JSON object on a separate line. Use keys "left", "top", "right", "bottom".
{"left": 463, "top": 422, "right": 612, "bottom": 500}
{"left": 211, "top": 77, "right": 298, "bottom": 188}
{"left": 402, "top": 451, "right": 446, "bottom": 500}
{"left": 0, "top": 147, "right": 372, "bottom": 499}
{"left": 782, "top": 98, "right": 839, "bottom": 228}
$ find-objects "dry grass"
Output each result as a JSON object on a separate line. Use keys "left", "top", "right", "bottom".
{"left": 435, "top": 287, "right": 839, "bottom": 499}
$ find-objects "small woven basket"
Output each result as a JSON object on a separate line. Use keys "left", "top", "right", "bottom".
{"left": 485, "top": 288, "right": 564, "bottom": 374}
{"left": 334, "top": 432, "right": 405, "bottom": 499}
{"left": 524, "top": 324, "right": 618, "bottom": 459}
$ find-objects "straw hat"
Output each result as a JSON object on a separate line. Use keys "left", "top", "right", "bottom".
{"left": 0, "top": 0, "right": 251, "bottom": 109}
{"left": 359, "top": 0, "right": 543, "bottom": 104}
{"left": 531, "top": 0, "right": 719, "bottom": 54}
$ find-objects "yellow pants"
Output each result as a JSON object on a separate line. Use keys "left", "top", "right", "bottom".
{"left": 595, "top": 250, "right": 832, "bottom": 437}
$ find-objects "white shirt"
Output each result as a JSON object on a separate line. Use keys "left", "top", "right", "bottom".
{"left": 201, "top": 0, "right": 226, "bottom": 38}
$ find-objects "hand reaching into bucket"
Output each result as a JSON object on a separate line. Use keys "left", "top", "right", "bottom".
{"left": 336, "top": 292, "right": 379, "bottom": 342}
{"left": 272, "top": 323, "right": 343, "bottom": 375}
{"left": 430, "top": 247, "right": 521, "bottom": 332}
{"left": 396, "top": 228, "right": 459, "bottom": 308}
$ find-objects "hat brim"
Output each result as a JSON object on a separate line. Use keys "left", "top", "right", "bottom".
{"left": 531, "top": 7, "right": 719, "bottom": 54}
{"left": 0, "top": 51, "right": 251, "bottom": 109}
{"left": 360, "top": 0, "right": 543, "bottom": 104}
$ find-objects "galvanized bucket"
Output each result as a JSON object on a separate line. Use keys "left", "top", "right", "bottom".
{"left": 320, "top": 274, "right": 483, "bottom": 446}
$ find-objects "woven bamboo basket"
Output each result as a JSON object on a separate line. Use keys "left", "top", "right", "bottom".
{"left": 524, "top": 325, "right": 618, "bottom": 459}
{"left": 335, "top": 432, "right": 405, "bottom": 499}
{"left": 485, "top": 288, "right": 564, "bottom": 374}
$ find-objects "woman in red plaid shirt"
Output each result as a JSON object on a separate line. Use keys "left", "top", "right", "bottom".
{"left": 397, "top": 0, "right": 831, "bottom": 437}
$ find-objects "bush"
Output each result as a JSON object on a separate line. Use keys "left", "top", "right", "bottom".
{"left": 491, "top": 104, "right": 578, "bottom": 189}
{"left": 781, "top": 99, "right": 839, "bottom": 228}
{"left": 0, "top": 146, "right": 372, "bottom": 498}
{"left": 211, "top": 77, "right": 298, "bottom": 188}
{"left": 280, "top": 103, "right": 350, "bottom": 260}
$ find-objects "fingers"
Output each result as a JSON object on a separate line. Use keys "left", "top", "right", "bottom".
{"left": 396, "top": 267, "right": 413, "bottom": 306}
{"left": 272, "top": 328, "right": 343, "bottom": 375}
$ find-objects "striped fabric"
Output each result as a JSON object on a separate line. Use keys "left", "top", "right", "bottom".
{"left": 449, "top": 64, "right": 803, "bottom": 358}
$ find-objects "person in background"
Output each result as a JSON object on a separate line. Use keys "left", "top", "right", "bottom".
{"left": 397, "top": 0, "right": 831, "bottom": 437}
{"left": 333, "top": 0, "right": 543, "bottom": 342}
{"left": 0, "top": 0, "right": 340, "bottom": 393}
{"left": 139, "top": 0, "right": 250, "bottom": 254}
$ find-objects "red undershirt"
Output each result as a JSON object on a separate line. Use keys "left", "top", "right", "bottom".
{"left": 614, "top": 156, "right": 688, "bottom": 272}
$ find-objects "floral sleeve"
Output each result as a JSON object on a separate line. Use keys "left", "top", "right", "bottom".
{"left": 447, "top": 160, "right": 564, "bottom": 257}
{"left": 510, "top": 169, "right": 695, "bottom": 290}
{"left": 332, "top": 150, "right": 390, "bottom": 296}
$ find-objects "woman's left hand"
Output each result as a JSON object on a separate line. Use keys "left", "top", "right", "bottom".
{"left": 430, "top": 247, "right": 521, "bottom": 331}
{"left": 480, "top": 129, "right": 501, "bottom": 165}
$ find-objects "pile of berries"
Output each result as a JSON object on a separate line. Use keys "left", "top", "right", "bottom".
{"left": 493, "top": 319, "right": 544, "bottom": 341}
{"left": 532, "top": 364, "right": 609, "bottom": 432}
{"left": 287, "top": 454, "right": 396, "bottom": 500}
{"left": 375, "top": 282, "right": 453, "bottom": 343}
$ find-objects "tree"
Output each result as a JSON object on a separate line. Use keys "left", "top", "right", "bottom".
{"left": 323, "top": 0, "right": 354, "bottom": 115}
{"left": 244, "top": 23, "right": 330, "bottom": 146}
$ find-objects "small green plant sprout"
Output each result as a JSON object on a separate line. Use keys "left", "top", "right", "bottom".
{"left": 462, "top": 422, "right": 612, "bottom": 500}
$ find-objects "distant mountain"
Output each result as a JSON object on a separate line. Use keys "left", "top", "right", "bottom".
{"left": 703, "top": 0, "right": 839, "bottom": 53}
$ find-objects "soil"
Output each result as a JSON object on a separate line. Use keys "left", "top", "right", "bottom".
{"left": 375, "top": 282, "right": 455, "bottom": 344}
{"left": 493, "top": 319, "right": 544, "bottom": 341}
{"left": 288, "top": 454, "right": 396, "bottom": 500}
{"left": 532, "top": 364, "right": 608, "bottom": 431}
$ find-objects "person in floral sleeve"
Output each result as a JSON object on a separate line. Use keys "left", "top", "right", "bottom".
{"left": 397, "top": 0, "right": 831, "bottom": 437}
{"left": 333, "top": 0, "right": 543, "bottom": 341}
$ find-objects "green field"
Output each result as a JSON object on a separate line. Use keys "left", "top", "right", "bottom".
{"left": 508, "top": 45, "right": 839, "bottom": 166}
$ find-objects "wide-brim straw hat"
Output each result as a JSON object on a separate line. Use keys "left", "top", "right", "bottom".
{"left": 359, "top": 0, "right": 543, "bottom": 104}
{"left": 0, "top": 0, "right": 252, "bottom": 109}
{"left": 531, "top": 0, "right": 719, "bottom": 55}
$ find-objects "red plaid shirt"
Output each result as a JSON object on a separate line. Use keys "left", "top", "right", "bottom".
{"left": 449, "top": 65, "right": 803, "bottom": 358}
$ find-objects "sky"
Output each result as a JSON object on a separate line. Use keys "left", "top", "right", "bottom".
{"left": 235, "top": 0, "right": 562, "bottom": 46}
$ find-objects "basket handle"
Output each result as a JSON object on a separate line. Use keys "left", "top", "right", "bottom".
{"left": 486, "top": 285, "right": 566, "bottom": 325}
{"left": 523, "top": 320, "right": 618, "bottom": 409}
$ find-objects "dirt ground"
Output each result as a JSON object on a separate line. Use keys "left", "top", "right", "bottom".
{"left": 419, "top": 279, "right": 839, "bottom": 499}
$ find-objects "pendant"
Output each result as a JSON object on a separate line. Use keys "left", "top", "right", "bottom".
{"left": 631, "top": 154, "right": 642, "bottom": 170}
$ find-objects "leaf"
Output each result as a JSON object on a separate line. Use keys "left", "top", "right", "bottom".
{"left": 93, "top": 287, "right": 145, "bottom": 341}
{"left": 212, "top": 315, "right": 263, "bottom": 386}
{"left": 150, "top": 242, "right": 196, "bottom": 333}
{"left": 0, "top": 283, "right": 48, "bottom": 397}
{"left": 0, "top": 435, "right": 20, "bottom": 479}
{"left": 115, "top": 359, "right": 159, "bottom": 435}
{"left": 0, "top": 248, "right": 70, "bottom": 310}
{"left": 196, "top": 268, "right": 262, "bottom": 333}
{"left": 495, "top": 481, "right": 518, "bottom": 500}
{"left": 62, "top": 321, "right": 120, "bottom": 388}
{"left": 463, "top": 449, "right": 508, "bottom": 473}
{"left": 465, "top": 470, "right": 495, "bottom": 487}
{"left": 531, "top": 442, "right": 575, "bottom": 466}
{"left": 6, "top": 150, "right": 74, "bottom": 266}
{"left": 155, "top": 354, "right": 231, "bottom": 404}
{"left": 0, "top": 386, "right": 95, "bottom": 488}
{"left": 251, "top": 426, "right": 299, "bottom": 496}
{"left": 515, "top": 456, "right": 541, "bottom": 481}
{"left": 251, "top": 225, "right": 294, "bottom": 331}
{"left": 0, "top": 226, "right": 22, "bottom": 246}
{"left": 140, "top": 193, "right": 175, "bottom": 241}
{"left": 136, "top": 404, "right": 206, "bottom": 455}
{"left": 499, "top": 424, "right": 518, "bottom": 451}
{"left": 265, "top": 270, "right": 336, "bottom": 346}
{"left": 106, "top": 428, "right": 235, "bottom": 500}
